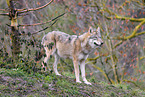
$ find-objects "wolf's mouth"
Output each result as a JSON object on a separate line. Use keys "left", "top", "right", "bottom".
{"left": 94, "top": 42, "right": 103, "bottom": 46}
{"left": 94, "top": 42, "right": 100, "bottom": 46}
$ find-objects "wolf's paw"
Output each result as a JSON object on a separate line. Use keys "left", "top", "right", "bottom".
{"left": 56, "top": 73, "right": 62, "bottom": 76}
{"left": 76, "top": 81, "right": 82, "bottom": 83}
{"left": 84, "top": 81, "right": 92, "bottom": 85}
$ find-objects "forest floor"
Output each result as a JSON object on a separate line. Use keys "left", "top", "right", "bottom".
{"left": 0, "top": 68, "right": 145, "bottom": 97}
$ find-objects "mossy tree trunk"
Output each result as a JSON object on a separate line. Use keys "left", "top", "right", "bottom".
{"left": 1, "top": 0, "right": 62, "bottom": 60}
{"left": 7, "top": 0, "right": 20, "bottom": 58}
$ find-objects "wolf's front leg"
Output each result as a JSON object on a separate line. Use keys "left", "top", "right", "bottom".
{"left": 80, "top": 61, "right": 92, "bottom": 85}
{"left": 73, "top": 59, "right": 82, "bottom": 83}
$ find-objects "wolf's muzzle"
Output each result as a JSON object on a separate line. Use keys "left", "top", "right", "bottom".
{"left": 94, "top": 42, "right": 103, "bottom": 46}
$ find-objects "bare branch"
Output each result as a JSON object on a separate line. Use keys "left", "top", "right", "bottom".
{"left": 32, "top": 19, "right": 58, "bottom": 35}
{"left": 114, "top": 40, "right": 123, "bottom": 48}
{"left": 113, "top": 31, "right": 145, "bottom": 48}
{"left": 0, "top": 13, "right": 9, "bottom": 16}
{"left": 0, "top": 9, "right": 9, "bottom": 12}
{"left": 135, "top": 31, "right": 145, "bottom": 36}
{"left": 132, "top": 0, "right": 145, "bottom": 6}
{"left": 140, "top": 56, "right": 145, "bottom": 60}
{"left": 19, "top": 12, "right": 65, "bottom": 27}
{"left": 106, "top": 15, "right": 144, "bottom": 22}
{"left": 123, "top": 20, "right": 145, "bottom": 39}
{"left": 113, "top": 31, "right": 145, "bottom": 49}
{"left": 17, "top": 0, "right": 53, "bottom": 13}
{"left": 113, "top": 20, "right": 145, "bottom": 40}
{"left": 113, "top": 21, "right": 145, "bottom": 48}
{"left": 103, "top": 8, "right": 145, "bottom": 22}
{"left": 25, "top": 19, "right": 58, "bottom": 36}
{"left": 102, "top": 7, "right": 145, "bottom": 48}
{"left": 19, "top": 19, "right": 53, "bottom": 27}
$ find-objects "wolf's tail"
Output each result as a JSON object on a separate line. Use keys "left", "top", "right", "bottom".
{"left": 35, "top": 46, "right": 45, "bottom": 61}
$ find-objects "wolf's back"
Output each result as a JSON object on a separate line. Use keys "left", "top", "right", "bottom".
{"left": 35, "top": 31, "right": 73, "bottom": 61}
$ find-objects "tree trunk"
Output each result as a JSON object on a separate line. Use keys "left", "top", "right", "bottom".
{"left": 7, "top": 0, "right": 21, "bottom": 58}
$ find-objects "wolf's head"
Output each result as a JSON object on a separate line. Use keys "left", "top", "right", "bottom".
{"left": 87, "top": 26, "right": 103, "bottom": 48}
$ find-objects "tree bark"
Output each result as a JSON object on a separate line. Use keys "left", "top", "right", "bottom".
{"left": 7, "top": 0, "right": 20, "bottom": 58}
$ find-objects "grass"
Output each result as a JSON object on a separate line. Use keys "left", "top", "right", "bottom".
{"left": 0, "top": 68, "right": 145, "bottom": 97}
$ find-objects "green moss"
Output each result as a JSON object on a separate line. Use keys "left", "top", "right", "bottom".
{"left": 42, "top": 83, "right": 49, "bottom": 89}
{"left": 0, "top": 84, "right": 8, "bottom": 90}
{"left": 0, "top": 68, "right": 145, "bottom": 97}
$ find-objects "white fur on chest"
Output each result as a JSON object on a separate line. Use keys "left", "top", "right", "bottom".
{"left": 78, "top": 53, "right": 84, "bottom": 60}
{"left": 78, "top": 53, "right": 88, "bottom": 60}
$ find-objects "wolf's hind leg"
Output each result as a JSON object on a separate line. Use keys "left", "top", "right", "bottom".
{"left": 42, "top": 51, "right": 51, "bottom": 71}
{"left": 42, "top": 46, "right": 55, "bottom": 71}
{"left": 53, "top": 53, "right": 61, "bottom": 76}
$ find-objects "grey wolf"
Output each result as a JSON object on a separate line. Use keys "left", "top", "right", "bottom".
{"left": 36, "top": 26, "right": 103, "bottom": 85}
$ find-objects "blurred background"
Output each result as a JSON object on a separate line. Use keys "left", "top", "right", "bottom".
{"left": 0, "top": 0, "right": 145, "bottom": 88}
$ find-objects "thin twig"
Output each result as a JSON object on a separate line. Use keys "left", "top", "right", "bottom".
{"left": 26, "top": 19, "right": 58, "bottom": 36}
{"left": 0, "top": 9, "right": 9, "bottom": 11}
{"left": 17, "top": 0, "right": 53, "bottom": 13}
{"left": 99, "top": 54, "right": 112, "bottom": 84}
{"left": 19, "top": 12, "right": 65, "bottom": 27}
{"left": 33, "top": 19, "right": 58, "bottom": 35}
{"left": 0, "top": 13, "right": 9, "bottom": 16}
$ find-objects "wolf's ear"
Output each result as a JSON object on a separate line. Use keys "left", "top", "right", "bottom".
{"left": 88, "top": 26, "right": 93, "bottom": 33}
{"left": 97, "top": 27, "right": 101, "bottom": 37}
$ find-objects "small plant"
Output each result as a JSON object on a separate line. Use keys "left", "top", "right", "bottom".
{"left": 42, "top": 83, "right": 49, "bottom": 89}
